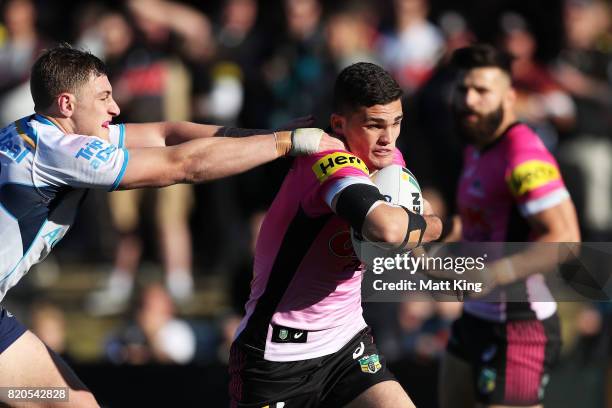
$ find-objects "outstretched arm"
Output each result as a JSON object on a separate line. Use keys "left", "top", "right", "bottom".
{"left": 121, "top": 121, "right": 244, "bottom": 148}
{"left": 118, "top": 129, "right": 344, "bottom": 190}
{"left": 122, "top": 121, "right": 343, "bottom": 151}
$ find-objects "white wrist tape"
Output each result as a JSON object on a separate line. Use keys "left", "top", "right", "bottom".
{"left": 289, "top": 128, "right": 323, "bottom": 156}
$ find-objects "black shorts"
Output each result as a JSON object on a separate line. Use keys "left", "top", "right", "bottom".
{"left": 228, "top": 327, "right": 397, "bottom": 408}
{"left": 447, "top": 312, "right": 561, "bottom": 406}
{"left": 0, "top": 307, "right": 26, "bottom": 354}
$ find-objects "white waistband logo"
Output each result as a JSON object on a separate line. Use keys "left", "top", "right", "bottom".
{"left": 353, "top": 342, "right": 365, "bottom": 359}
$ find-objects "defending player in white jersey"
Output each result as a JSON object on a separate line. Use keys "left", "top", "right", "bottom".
{"left": 0, "top": 45, "right": 343, "bottom": 407}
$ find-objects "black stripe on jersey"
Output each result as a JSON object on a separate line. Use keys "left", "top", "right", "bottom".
{"left": 237, "top": 206, "right": 331, "bottom": 353}
{"left": 0, "top": 184, "right": 66, "bottom": 252}
{"left": 505, "top": 204, "right": 537, "bottom": 320}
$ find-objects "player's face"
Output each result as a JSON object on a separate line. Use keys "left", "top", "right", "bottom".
{"left": 334, "top": 99, "right": 403, "bottom": 170}
{"left": 452, "top": 67, "right": 512, "bottom": 146}
{"left": 71, "top": 74, "right": 120, "bottom": 140}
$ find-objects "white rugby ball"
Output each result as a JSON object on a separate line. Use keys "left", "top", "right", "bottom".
{"left": 371, "top": 164, "right": 423, "bottom": 215}
{"left": 352, "top": 164, "right": 423, "bottom": 261}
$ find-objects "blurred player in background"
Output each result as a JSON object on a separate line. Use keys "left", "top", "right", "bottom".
{"left": 0, "top": 45, "right": 342, "bottom": 407}
{"left": 229, "top": 62, "right": 442, "bottom": 408}
{"left": 438, "top": 44, "right": 581, "bottom": 408}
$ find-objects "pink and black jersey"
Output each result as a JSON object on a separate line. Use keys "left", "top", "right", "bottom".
{"left": 457, "top": 123, "right": 569, "bottom": 321}
{"left": 234, "top": 149, "right": 405, "bottom": 362}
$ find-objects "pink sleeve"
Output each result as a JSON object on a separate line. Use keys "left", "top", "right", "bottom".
{"left": 506, "top": 149, "right": 566, "bottom": 204}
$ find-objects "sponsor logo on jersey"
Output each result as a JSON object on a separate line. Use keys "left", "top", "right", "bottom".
{"left": 42, "top": 227, "right": 65, "bottom": 249}
{"left": 359, "top": 354, "right": 381, "bottom": 374}
{"left": 0, "top": 128, "right": 32, "bottom": 163}
{"left": 312, "top": 153, "right": 369, "bottom": 183}
{"left": 75, "top": 140, "right": 118, "bottom": 170}
{"left": 507, "top": 160, "right": 560, "bottom": 196}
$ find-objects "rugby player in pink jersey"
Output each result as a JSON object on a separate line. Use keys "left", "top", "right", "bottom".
{"left": 438, "top": 45, "right": 580, "bottom": 408}
{"left": 229, "top": 62, "right": 443, "bottom": 408}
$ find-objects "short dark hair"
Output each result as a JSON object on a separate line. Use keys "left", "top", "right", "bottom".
{"left": 333, "top": 62, "right": 403, "bottom": 114}
{"left": 449, "top": 44, "right": 513, "bottom": 77}
{"left": 30, "top": 44, "right": 108, "bottom": 111}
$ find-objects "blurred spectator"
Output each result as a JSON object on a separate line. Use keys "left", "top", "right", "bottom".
{"left": 217, "top": 313, "right": 241, "bottom": 364}
{"left": 554, "top": 0, "right": 612, "bottom": 240}
{"left": 263, "top": 0, "right": 333, "bottom": 128}
{"left": 396, "top": 12, "right": 473, "bottom": 211}
{"left": 398, "top": 301, "right": 439, "bottom": 359}
{"left": 545, "top": 303, "right": 609, "bottom": 407}
{"left": 74, "top": 2, "right": 108, "bottom": 58}
{"left": 501, "top": 11, "right": 576, "bottom": 149}
{"left": 555, "top": 0, "right": 611, "bottom": 110}
{"left": 105, "top": 283, "right": 197, "bottom": 365}
{"left": 127, "top": 0, "right": 214, "bottom": 62}
{"left": 192, "top": 0, "right": 268, "bottom": 126}
{"left": 0, "top": 0, "right": 50, "bottom": 125}
{"left": 187, "top": 0, "right": 273, "bottom": 279}
{"left": 325, "top": 1, "right": 380, "bottom": 71}
{"left": 86, "top": 7, "right": 198, "bottom": 314}
{"left": 377, "top": 0, "right": 444, "bottom": 93}
{"left": 437, "top": 11, "right": 475, "bottom": 61}
{"left": 30, "top": 302, "right": 74, "bottom": 364}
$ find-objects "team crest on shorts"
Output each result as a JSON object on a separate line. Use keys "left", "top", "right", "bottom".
{"left": 359, "top": 354, "right": 381, "bottom": 374}
{"left": 477, "top": 367, "right": 496, "bottom": 394}
{"left": 278, "top": 329, "right": 288, "bottom": 340}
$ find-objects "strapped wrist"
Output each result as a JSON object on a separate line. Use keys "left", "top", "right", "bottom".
{"left": 274, "top": 131, "right": 293, "bottom": 156}
{"left": 288, "top": 128, "right": 323, "bottom": 156}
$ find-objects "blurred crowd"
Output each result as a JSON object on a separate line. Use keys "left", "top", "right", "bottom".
{"left": 0, "top": 0, "right": 610, "bottom": 393}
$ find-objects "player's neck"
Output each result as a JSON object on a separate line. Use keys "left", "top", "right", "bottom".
{"left": 493, "top": 113, "right": 517, "bottom": 140}
{"left": 50, "top": 117, "right": 74, "bottom": 134}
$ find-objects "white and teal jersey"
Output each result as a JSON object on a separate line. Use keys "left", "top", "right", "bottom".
{"left": 0, "top": 114, "right": 129, "bottom": 301}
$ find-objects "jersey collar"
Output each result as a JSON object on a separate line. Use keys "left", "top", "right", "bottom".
{"left": 33, "top": 114, "right": 68, "bottom": 134}
{"left": 478, "top": 121, "right": 522, "bottom": 153}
